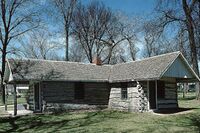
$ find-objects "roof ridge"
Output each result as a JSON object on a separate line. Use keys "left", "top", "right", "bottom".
{"left": 113, "top": 51, "right": 181, "bottom": 66}
{"left": 7, "top": 51, "right": 181, "bottom": 67}
{"left": 7, "top": 58, "right": 112, "bottom": 67}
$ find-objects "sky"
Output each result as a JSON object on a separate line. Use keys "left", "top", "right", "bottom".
{"left": 39, "top": 0, "right": 158, "bottom": 60}
{"left": 81, "top": 0, "right": 157, "bottom": 59}
{"left": 82, "top": 0, "right": 156, "bottom": 16}
{"left": 7, "top": 0, "right": 158, "bottom": 60}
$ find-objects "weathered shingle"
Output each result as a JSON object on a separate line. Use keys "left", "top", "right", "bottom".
{"left": 6, "top": 51, "right": 191, "bottom": 83}
{"left": 8, "top": 59, "right": 111, "bottom": 82}
{"left": 110, "top": 52, "right": 180, "bottom": 82}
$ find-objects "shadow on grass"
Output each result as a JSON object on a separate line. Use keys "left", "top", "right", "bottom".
{"left": 1, "top": 110, "right": 200, "bottom": 132}
{"left": 153, "top": 108, "right": 197, "bottom": 114}
{"left": 178, "top": 96, "right": 196, "bottom": 100}
{"left": 0, "top": 116, "right": 20, "bottom": 132}
{"left": 0, "top": 111, "right": 104, "bottom": 132}
{"left": 187, "top": 114, "right": 200, "bottom": 132}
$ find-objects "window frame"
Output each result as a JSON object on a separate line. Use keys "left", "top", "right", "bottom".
{"left": 121, "top": 83, "right": 128, "bottom": 100}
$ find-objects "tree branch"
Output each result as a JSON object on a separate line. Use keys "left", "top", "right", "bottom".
{"left": 9, "top": 24, "right": 39, "bottom": 40}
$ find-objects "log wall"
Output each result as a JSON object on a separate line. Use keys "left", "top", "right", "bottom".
{"left": 157, "top": 78, "right": 178, "bottom": 109}
{"left": 40, "top": 81, "right": 110, "bottom": 112}
{"left": 26, "top": 79, "right": 178, "bottom": 112}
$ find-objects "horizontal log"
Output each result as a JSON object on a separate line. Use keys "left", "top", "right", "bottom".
{"left": 157, "top": 100, "right": 177, "bottom": 104}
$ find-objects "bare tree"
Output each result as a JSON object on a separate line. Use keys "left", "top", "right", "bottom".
{"left": 143, "top": 21, "right": 160, "bottom": 57}
{"left": 182, "top": 0, "right": 199, "bottom": 75}
{"left": 69, "top": 38, "right": 86, "bottom": 62}
{"left": 0, "top": 0, "right": 40, "bottom": 103}
{"left": 106, "top": 45, "right": 127, "bottom": 64}
{"left": 142, "top": 19, "right": 168, "bottom": 57}
{"left": 102, "top": 12, "right": 138, "bottom": 63}
{"left": 128, "top": 38, "right": 138, "bottom": 61}
{"left": 178, "top": 27, "right": 187, "bottom": 54}
{"left": 53, "top": 0, "right": 77, "bottom": 61}
{"left": 142, "top": 18, "right": 180, "bottom": 58}
{"left": 194, "top": 1, "right": 200, "bottom": 61}
{"left": 155, "top": 0, "right": 199, "bottom": 73}
{"left": 72, "top": 1, "right": 112, "bottom": 63}
{"left": 155, "top": 0, "right": 200, "bottom": 99}
{"left": 175, "top": 26, "right": 190, "bottom": 58}
{"left": 72, "top": 3, "right": 139, "bottom": 64}
{"left": 19, "top": 30, "right": 62, "bottom": 60}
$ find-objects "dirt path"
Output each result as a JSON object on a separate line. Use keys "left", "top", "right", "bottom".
{"left": 0, "top": 105, "right": 33, "bottom": 117}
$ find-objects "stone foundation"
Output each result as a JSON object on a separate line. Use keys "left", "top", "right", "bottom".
{"left": 43, "top": 103, "right": 107, "bottom": 112}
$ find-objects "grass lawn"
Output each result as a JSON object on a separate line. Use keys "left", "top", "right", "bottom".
{"left": 0, "top": 93, "right": 200, "bottom": 133}
{"left": 0, "top": 95, "right": 26, "bottom": 106}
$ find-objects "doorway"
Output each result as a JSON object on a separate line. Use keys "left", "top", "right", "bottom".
{"left": 149, "top": 81, "right": 156, "bottom": 109}
{"left": 34, "top": 83, "right": 41, "bottom": 111}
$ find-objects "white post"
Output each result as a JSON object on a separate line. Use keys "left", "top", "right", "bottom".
{"left": 5, "top": 84, "right": 7, "bottom": 111}
{"left": 183, "top": 83, "right": 186, "bottom": 98}
{"left": 195, "top": 82, "right": 199, "bottom": 99}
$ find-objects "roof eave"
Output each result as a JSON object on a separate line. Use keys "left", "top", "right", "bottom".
{"left": 9, "top": 79, "right": 110, "bottom": 83}
{"left": 109, "top": 77, "right": 161, "bottom": 83}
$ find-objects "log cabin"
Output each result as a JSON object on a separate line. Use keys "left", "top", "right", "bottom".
{"left": 3, "top": 51, "right": 200, "bottom": 113}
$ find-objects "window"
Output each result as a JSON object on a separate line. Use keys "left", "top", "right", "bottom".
{"left": 121, "top": 83, "right": 128, "bottom": 100}
{"left": 157, "top": 81, "right": 165, "bottom": 99}
{"left": 75, "top": 83, "right": 84, "bottom": 100}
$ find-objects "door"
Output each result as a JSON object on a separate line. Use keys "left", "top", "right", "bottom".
{"left": 149, "top": 81, "right": 156, "bottom": 109}
{"left": 34, "top": 83, "right": 41, "bottom": 111}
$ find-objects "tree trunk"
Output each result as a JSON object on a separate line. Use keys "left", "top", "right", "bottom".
{"left": 65, "top": 26, "right": 69, "bottom": 61}
{"left": 107, "top": 46, "right": 113, "bottom": 64}
{"left": 196, "top": 82, "right": 200, "bottom": 99}
{"left": 182, "top": 0, "right": 200, "bottom": 99}
{"left": 89, "top": 50, "right": 93, "bottom": 63}
{"left": 179, "top": 28, "right": 185, "bottom": 54}
{"left": 1, "top": 45, "right": 7, "bottom": 104}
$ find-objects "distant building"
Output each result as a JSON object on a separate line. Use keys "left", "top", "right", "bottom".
{"left": 6, "top": 84, "right": 29, "bottom": 96}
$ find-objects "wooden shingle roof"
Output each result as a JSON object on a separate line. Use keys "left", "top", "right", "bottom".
{"left": 5, "top": 51, "right": 199, "bottom": 83}
{"left": 6, "top": 59, "right": 111, "bottom": 82}
{"left": 110, "top": 51, "right": 180, "bottom": 82}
